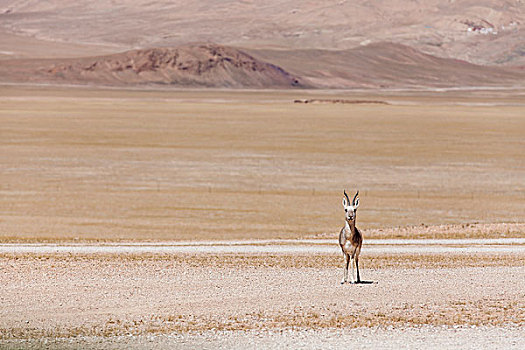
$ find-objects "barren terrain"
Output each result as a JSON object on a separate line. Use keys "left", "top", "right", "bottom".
{"left": 2, "top": 42, "right": 524, "bottom": 89}
{"left": 1, "top": 0, "right": 524, "bottom": 66}
{"left": 1, "top": 248, "right": 524, "bottom": 348}
{"left": 1, "top": 1, "right": 524, "bottom": 347}
{"left": 1, "top": 1, "right": 525, "bottom": 89}
{"left": 0, "top": 44, "right": 304, "bottom": 89}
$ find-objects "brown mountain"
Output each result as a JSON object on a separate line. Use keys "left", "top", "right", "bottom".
{"left": 248, "top": 42, "right": 525, "bottom": 89}
{"left": 1, "top": 0, "right": 524, "bottom": 66}
{"left": 1, "top": 42, "right": 523, "bottom": 89}
{"left": 0, "top": 44, "right": 303, "bottom": 88}
{"left": 1, "top": 0, "right": 524, "bottom": 89}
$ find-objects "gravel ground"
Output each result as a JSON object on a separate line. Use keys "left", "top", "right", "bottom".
{"left": 1, "top": 247, "right": 524, "bottom": 348}
{"left": 2, "top": 326, "right": 525, "bottom": 349}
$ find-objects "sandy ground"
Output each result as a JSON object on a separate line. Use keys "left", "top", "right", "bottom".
{"left": 2, "top": 327, "right": 525, "bottom": 349}
{"left": 1, "top": 238, "right": 525, "bottom": 254}
{"left": 1, "top": 243, "right": 524, "bottom": 348}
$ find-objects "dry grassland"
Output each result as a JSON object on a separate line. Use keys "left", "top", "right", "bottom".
{"left": 2, "top": 250, "right": 524, "bottom": 269}
{"left": 1, "top": 86, "right": 524, "bottom": 242}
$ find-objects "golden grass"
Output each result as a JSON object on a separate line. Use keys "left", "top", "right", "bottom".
{"left": 320, "top": 223, "right": 525, "bottom": 240}
{"left": 1, "top": 86, "right": 524, "bottom": 242}
{"left": 1, "top": 251, "right": 523, "bottom": 269}
{"left": 1, "top": 222, "right": 523, "bottom": 243}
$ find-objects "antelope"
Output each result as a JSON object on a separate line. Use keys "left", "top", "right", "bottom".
{"left": 339, "top": 190, "right": 363, "bottom": 284}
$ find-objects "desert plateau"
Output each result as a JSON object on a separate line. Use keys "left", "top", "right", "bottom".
{"left": 0, "top": 1, "right": 524, "bottom": 349}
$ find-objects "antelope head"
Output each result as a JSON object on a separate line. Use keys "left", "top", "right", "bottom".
{"left": 342, "top": 190, "right": 360, "bottom": 222}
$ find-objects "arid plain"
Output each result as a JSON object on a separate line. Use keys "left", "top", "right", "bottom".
{"left": 1, "top": 85, "right": 524, "bottom": 348}
{"left": 1, "top": 0, "right": 525, "bottom": 348}
{"left": 1, "top": 86, "right": 524, "bottom": 242}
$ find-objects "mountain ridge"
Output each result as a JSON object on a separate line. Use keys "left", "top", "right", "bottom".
{"left": 1, "top": 0, "right": 523, "bottom": 66}
{"left": 0, "top": 44, "right": 304, "bottom": 88}
{"left": 1, "top": 42, "right": 524, "bottom": 89}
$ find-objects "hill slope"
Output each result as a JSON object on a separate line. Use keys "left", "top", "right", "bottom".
{"left": 0, "top": 44, "right": 303, "bottom": 88}
{"left": 1, "top": 43, "right": 524, "bottom": 89}
{"left": 248, "top": 43, "right": 525, "bottom": 89}
{"left": 0, "top": 0, "right": 523, "bottom": 66}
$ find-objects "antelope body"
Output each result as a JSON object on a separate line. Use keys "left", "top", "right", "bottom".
{"left": 339, "top": 190, "right": 362, "bottom": 284}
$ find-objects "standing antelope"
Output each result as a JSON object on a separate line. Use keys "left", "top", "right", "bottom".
{"left": 339, "top": 190, "right": 363, "bottom": 284}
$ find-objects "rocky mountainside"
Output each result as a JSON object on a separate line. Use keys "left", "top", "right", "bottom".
{"left": 1, "top": 42, "right": 523, "bottom": 89}
{"left": 0, "top": 0, "right": 524, "bottom": 66}
{"left": 1, "top": 44, "right": 303, "bottom": 88}
{"left": 1, "top": 1, "right": 524, "bottom": 89}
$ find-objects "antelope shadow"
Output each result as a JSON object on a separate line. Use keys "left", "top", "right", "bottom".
{"left": 341, "top": 280, "right": 376, "bottom": 285}
{"left": 356, "top": 280, "right": 376, "bottom": 284}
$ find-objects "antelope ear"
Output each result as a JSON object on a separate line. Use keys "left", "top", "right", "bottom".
{"left": 342, "top": 197, "right": 348, "bottom": 208}
{"left": 354, "top": 197, "right": 360, "bottom": 209}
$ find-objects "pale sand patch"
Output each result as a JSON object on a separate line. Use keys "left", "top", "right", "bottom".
{"left": 2, "top": 326, "right": 525, "bottom": 349}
